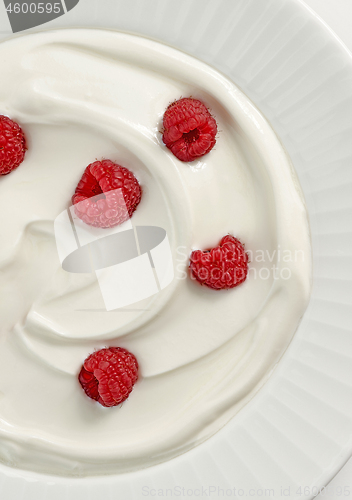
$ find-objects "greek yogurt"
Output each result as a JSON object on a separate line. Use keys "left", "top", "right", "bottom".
{"left": 0, "top": 29, "right": 311, "bottom": 476}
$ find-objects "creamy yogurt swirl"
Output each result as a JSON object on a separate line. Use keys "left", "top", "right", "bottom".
{"left": 0, "top": 29, "right": 311, "bottom": 476}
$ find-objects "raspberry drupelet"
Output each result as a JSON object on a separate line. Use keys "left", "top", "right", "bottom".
{"left": 162, "top": 98, "right": 217, "bottom": 162}
{"left": 72, "top": 159, "right": 142, "bottom": 228}
{"left": 189, "top": 235, "right": 249, "bottom": 290}
{"left": 79, "top": 347, "right": 139, "bottom": 407}
{"left": 0, "top": 115, "right": 26, "bottom": 175}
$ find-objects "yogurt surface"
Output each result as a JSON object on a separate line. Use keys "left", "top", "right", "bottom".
{"left": 0, "top": 29, "right": 311, "bottom": 476}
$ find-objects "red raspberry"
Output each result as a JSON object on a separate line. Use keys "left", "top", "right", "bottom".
{"left": 162, "top": 98, "right": 217, "bottom": 162}
{"left": 72, "top": 160, "right": 142, "bottom": 228}
{"left": 78, "top": 347, "right": 139, "bottom": 407}
{"left": 189, "top": 235, "right": 249, "bottom": 290}
{"left": 0, "top": 115, "right": 26, "bottom": 175}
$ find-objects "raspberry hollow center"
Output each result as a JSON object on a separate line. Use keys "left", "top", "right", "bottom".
{"left": 183, "top": 128, "right": 200, "bottom": 144}
{"left": 162, "top": 97, "right": 217, "bottom": 162}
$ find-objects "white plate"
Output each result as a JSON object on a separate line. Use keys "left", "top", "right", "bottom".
{"left": 0, "top": 1, "right": 351, "bottom": 499}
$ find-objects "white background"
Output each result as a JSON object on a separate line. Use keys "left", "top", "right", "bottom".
{"left": 301, "top": 2, "right": 352, "bottom": 498}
